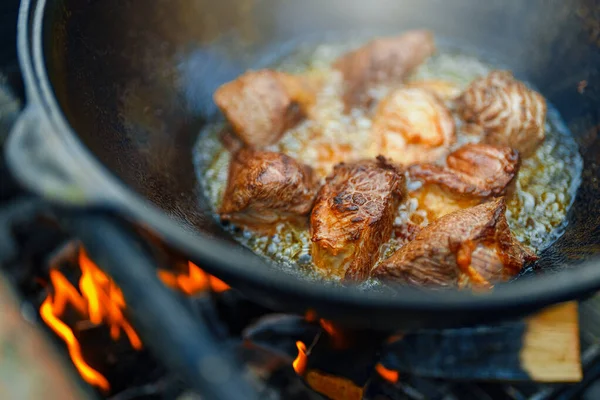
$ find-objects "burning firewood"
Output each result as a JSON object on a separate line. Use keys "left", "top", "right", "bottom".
{"left": 39, "top": 245, "right": 231, "bottom": 393}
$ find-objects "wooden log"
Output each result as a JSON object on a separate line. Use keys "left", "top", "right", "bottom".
{"left": 380, "top": 301, "right": 581, "bottom": 383}
{"left": 306, "top": 370, "right": 365, "bottom": 400}
{"left": 521, "top": 302, "right": 581, "bottom": 382}
{"left": 246, "top": 301, "right": 581, "bottom": 389}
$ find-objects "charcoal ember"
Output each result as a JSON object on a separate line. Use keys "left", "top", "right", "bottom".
{"left": 213, "top": 290, "right": 273, "bottom": 336}
{"left": 295, "top": 327, "right": 386, "bottom": 400}
{"left": 305, "top": 331, "right": 380, "bottom": 389}
{"left": 366, "top": 376, "right": 453, "bottom": 400}
{"left": 75, "top": 322, "right": 167, "bottom": 396}
{"left": 379, "top": 324, "right": 529, "bottom": 380}
{"left": 238, "top": 344, "right": 293, "bottom": 379}
{"left": 261, "top": 368, "right": 326, "bottom": 400}
{"left": 0, "top": 199, "right": 67, "bottom": 284}
{"left": 108, "top": 377, "right": 185, "bottom": 400}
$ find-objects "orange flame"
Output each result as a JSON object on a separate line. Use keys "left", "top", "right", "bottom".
{"left": 158, "top": 261, "right": 229, "bottom": 295}
{"left": 319, "top": 319, "right": 336, "bottom": 336}
{"left": 319, "top": 319, "right": 350, "bottom": 349}
{"left": 40, "top": 289, "right": 109, "bottom": 391}
{"left": 375, "top": 363, "right": 399, "bottom": 383}
{"left": 41, "top": 249, "right": 229, "bottom": 392}
{"left": 293, "top": 341, "right": 308, "bottom": 376}
{"left": 385, "top": 334, "right": 405, "bottom": 344}
{"left": 305, "top": 309, "right": 318, "bottom": 322}
{"left": 78, "top": 251, "right": 143, "bottom": 349}
{"left": 40, "top": 249, "right": 143, "bottom": 392}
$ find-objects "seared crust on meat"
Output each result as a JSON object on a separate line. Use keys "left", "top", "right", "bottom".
{"left": 310, "top": 157, "right": 407, "bottom": 281}
{"left": 456, "top": 70, "right": 547, "bottom": 156}
{"left": 214, "top": 70, "right": 316, "bottom": 147}
{"left": 372, "top": 87, "right": 455, "bottom": 165}
{"left": 409, "top": 143, "right": 521, "bottom": 198}
{"left": 373, "top": 198, "right": 537, "bottom": 289}
{"left": 220, "top": 148, "right": 319, "bottom": 233}
{"left": 333, "top": 30, "right": 436, "bottom": 109}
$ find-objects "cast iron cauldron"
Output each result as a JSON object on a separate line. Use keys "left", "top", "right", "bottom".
{"left": 7, "top": 0, "right": 600, "bottom": 331}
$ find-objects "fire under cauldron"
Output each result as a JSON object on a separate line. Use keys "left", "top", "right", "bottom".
{"left": 3, "top": 0, "right": 600, "bottom": 399}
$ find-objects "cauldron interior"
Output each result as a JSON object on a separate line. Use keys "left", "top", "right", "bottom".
{"left": 45, "top": 0, "right": 600, "bottom": 275}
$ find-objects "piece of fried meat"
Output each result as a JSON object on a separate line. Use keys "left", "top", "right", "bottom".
{"left": 214, "top": 70, "right": 317, "bottom": 147}
{"left": 373, "top": 198, "right": 537, "bottom": 289}
{"left": 220, "top": 148, "right": 319, "bottom": 233}
{"left": 456, "top": 70, "right": 547, "bottom": 157}
{"left": 372, "top": 87, "right": 455, "bottom": 165}
{"left": 408, "top": 143, "right": 520, "bottom": 221}
{"left": 333, "top": 30, "right": 436, "bottom": 109}
{"left": 311, "top": 157, "right": 407, "bottom": 281}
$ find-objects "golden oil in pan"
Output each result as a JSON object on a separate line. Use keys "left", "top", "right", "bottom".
{"left": 194, "top": 41, "right": 583, "bottom": 283}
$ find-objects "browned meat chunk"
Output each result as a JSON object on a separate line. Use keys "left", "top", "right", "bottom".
{"left": 411, "top": 143, "right": 521, "bottom": 197}
{"left": 220, "top": 148, "right": 319, "bottom": 233}
{"left": 372, "top": 87, "right": 455, "bottom": 165}
{"left": 310, "top": 157, "right": 407, "bottom": 281}
{"left": 456, "top": 71, "right": 547, "bottom": 157}
{"left": 373, "top": 198, "right": 537, "bottom": 289}
{"left": 214, "top": 70, "right": 317, "bottom": 147}
{"left": 408, "top": 143, "right": 520, "bottom": 220}
{"left": 333, "top": 30, "right": 436, "bottom": 109}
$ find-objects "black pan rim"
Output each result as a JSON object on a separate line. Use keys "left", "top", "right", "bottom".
{"left": 16, "top": 0, "right": 600, "bottom": 318}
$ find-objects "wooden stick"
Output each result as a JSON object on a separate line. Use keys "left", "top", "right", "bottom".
{"left": 520, "top": 302, "right": 582, "bottom": 382}
{"left": 306, "top": 370, "right": 365, "bottom": 400}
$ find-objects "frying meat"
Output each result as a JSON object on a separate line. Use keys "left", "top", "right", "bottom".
{"left": 373, "top": 198, "right": 537, "bottom": 289}
{"left": 408, "top": 143, "right": 520, "bottom": 220}
{"left": 333, "top": 30, "right": 436, "bottom": 109}
{"left": 214, "top": 70, "right": 317, "bottom": 147}
{"left": 410, "top": 143, "right": 520, "bottom": 197}
{"left": 372, "top": 87, "right": 455, "bottom": 165}
{"left": 220, "top": 148, "right": 319, "bottom": 233}
{"left": 456, "top": 70, "right": 547, "bottom": 156}
{"left": 311, "top": 157, "right": 407, "bottom": 281}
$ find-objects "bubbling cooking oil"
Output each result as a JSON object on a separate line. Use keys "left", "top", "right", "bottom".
{"left": 194, "top": 40, "right": 583, "bottom": 282}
